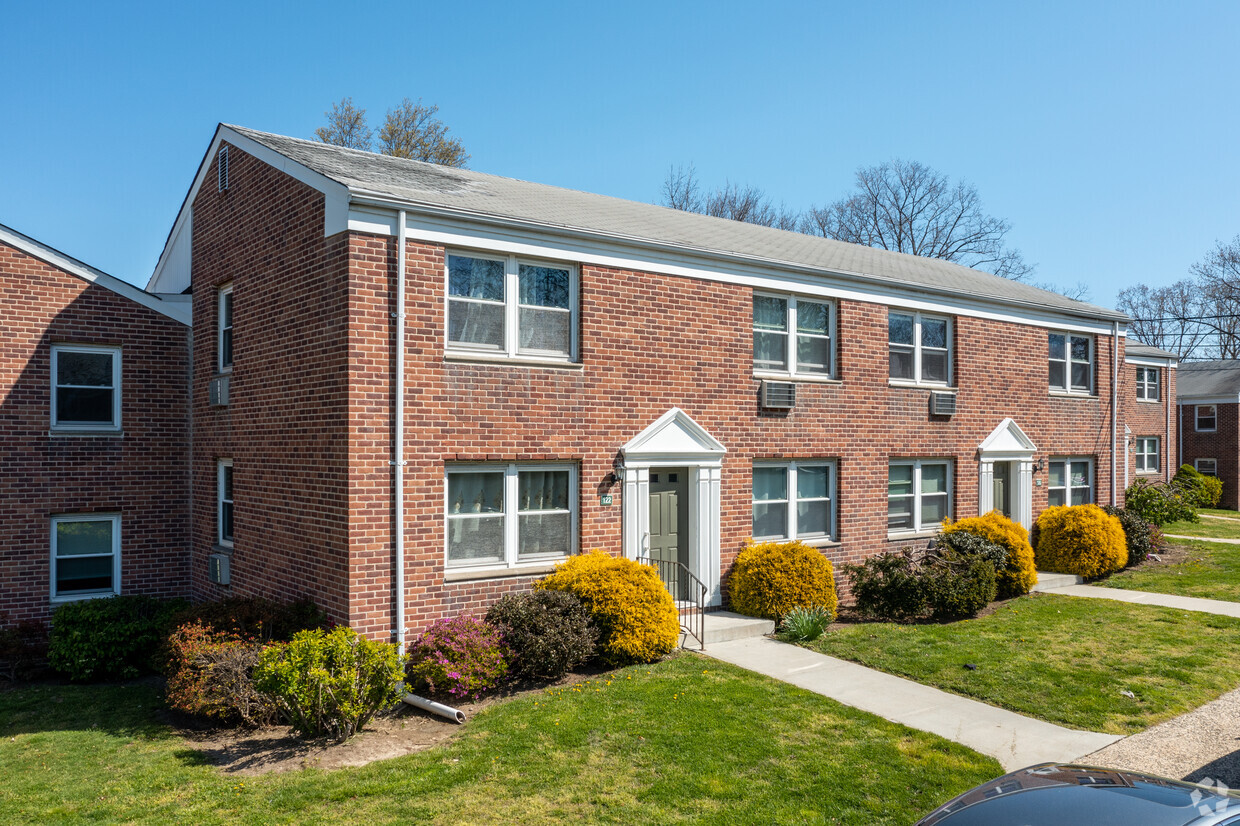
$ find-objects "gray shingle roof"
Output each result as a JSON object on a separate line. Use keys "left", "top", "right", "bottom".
{"left": 1125, "top": 342, "right": 1180, "bottom": 360}
{"left": 227, "top": 125, "right": 1128, "bottom": 323}
{"left": 1178, "top": 361, "right": 1240, "bottom": 398}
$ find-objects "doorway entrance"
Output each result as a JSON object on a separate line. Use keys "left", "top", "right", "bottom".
{"left": 992, "top": 461, "right": 1013, "bottom": 519}
{"left": 648, "top": 468, "right": 689, "bottom": 571}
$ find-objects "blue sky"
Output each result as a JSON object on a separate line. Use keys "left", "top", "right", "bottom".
{"left": 2, "top": 1, "right": 1237, "bottom": 309}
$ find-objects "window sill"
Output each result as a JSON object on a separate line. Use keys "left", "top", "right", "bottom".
{"left": 1196, "top": 429, "right": 1218, "bottom": 434}
{"left": 1136, "top": 399, "right": 1163, "bottom": 405}
{"left": 48, "top": 429, "right": 124, "bottom": 438}
{"left": 888, "top": 381, "right": 955, "bottom": 391}
{"left": 444, "top": 562, "right": 563, "bottom": 583}
{"left": 1048, "top": 390, "right": 1098, "bottom": 399}
{"left": 212, "top": 545, "right": 234, "bottom": 554}
{"left": 445, "top": 352, "right": 583, "bottom": 370}
{"left": 886, "top": 529, "right": 939, "bottom": 541}
{"left": 1136, "top": 471, "right": 1162, "bottom": 476}
{"left": 50, "top": 590, "right": 120, "bottom": 605}
{"left": 753, "top": 371, "right": 840, "bottom": 385}
{"left": 755, "top": 536, "right": 841, "bottom": 548}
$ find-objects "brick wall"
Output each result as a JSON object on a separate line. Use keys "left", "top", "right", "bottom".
{"left": 1180, "top": 401, "right": 1237, "bottom": 509}
{"left": 1120, "top": 358, "right": 1177, "bottom": 489}
{"left": 0, "top": 242, "right": 189, "bottom": 624}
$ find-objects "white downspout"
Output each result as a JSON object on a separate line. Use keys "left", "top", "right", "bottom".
{"left": 1112, "top": 322, "right": 1119, "bottom": 506}
{"left": 394, "top": 210, "right": 407, "bottom": 654}
{"left": 1166, "top": 362, "right": 1173, "bottom": 479}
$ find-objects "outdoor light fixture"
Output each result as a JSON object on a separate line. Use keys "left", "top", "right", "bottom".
{"left": 1033, "top": 459, "right": 1045, "bottom": 474}
{"left": 611, "top": 458, "right": 626, "bottom": 484}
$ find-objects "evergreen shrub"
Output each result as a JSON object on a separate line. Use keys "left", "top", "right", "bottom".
{"left": 728, "top": 540, "right": 839, "bottom": 622}
{"left": 940, "top": 511, "right": 1037, "bottom": 598}
{"left": 1034, "top": 504, "right": 1128, "bottom": 579}
{"left": 485, "top": 590, "right": 597, "bottom": 682}
{"left": 48, "top": 595, "right": 187, "bottom": 682}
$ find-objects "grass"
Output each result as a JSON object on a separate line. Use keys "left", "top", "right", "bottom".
{"left": 0, "top": 655, "right": 1000, "bottom": 825}
{"left": 807, "top": 593, "right": 1240, "bottom": 735}
{"left": 1101, "top": 533, "right": 1240, "bottom": 602}
{"left": 1161, "top": 518, "right": 1240, "bottom": 540}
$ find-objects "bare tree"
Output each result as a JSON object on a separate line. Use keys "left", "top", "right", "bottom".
{"left": 377, "top": 98, "right": 469, "bottom": 168}
{"left": 661, "top": 166, "right": 799, "bottom": 229}
{"left": 314, "top": 97, "right": 372, "bottom": 151}
{"left": 802, "top": 160, "right": 1034, "bottom": 281}
{"left": 1190, "top": 235, "right": 1240, "bottom": 359}
{"left": 1117, "top": 281, "right": 1211, "bottom": 360}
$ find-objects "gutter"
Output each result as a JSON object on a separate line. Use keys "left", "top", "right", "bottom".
{"left": 393, "top": 210, "right": 408, "bottom": 654}
{"left": 1112, "top": 322, "right": 1120, "bottom": 506}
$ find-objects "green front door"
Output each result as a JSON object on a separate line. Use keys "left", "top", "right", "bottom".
{"left": 993, "top": 462, "right": 1012, "bottom": 518}
{"left": 648, "top": 468, "right": 689, "bottom": 576}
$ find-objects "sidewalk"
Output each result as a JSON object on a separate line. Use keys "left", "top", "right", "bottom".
{"left": 1165, "top": 533, "right": 1240, "bottom": 545}
{"left": 704, "top": 635, "right": 1122, "bottom": 770}
{"left": 1037, "top": 582, "right": 1240, "bottom": 619}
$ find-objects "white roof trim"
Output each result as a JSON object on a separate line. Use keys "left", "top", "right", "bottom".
{"left": 979, "top": 418, "right": 1037, "bottom": 455}
{"left": 1126, "top": 355, "right": 1178, "bottom": 368}
{"left": 0, "top": 222, "right": 190, "bottom": 325}
{"left": 1177, "top": 395, "right": 1240, "bottom": 405}
{"left": 622, "top": 408, "right": 727, "bottom": 462}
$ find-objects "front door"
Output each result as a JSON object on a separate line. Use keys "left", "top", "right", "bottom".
{"left": 648, "top": 468, "right": 689, "bottom": 597}
{"left": 993, "top": 462, "right": 1012, "bottom": 518}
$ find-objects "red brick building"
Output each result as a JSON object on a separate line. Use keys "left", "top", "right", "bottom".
{"left": 1177, "top": 362, "right": 1240, "bottom": 508}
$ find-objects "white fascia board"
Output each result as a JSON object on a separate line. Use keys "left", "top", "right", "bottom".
{"left": 0, "top": 223, "right": 191, "bottom": 325}
{"left": 1177, "top": 395, "right": 1240, "bottom": 405}
{"left": 349, "top": 202, "right": 1124, "bottom": 336}
{"left": 147, "top": 125, "right": 350, "bottom": 293}
{"left": 1126, "top": 355, "right": 1178, "bottom": 368}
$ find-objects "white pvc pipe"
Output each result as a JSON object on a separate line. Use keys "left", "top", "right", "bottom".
{"left": 403, "top": 693, "right": 466, "bottom": 724}
{"left": 394, "top": 210, "right": 407, "bottom": 654}
{"left": 1112, "top": 322, "right": 1119, "bottom": 506}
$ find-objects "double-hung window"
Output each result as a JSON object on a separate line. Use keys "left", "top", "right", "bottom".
{"left": 446, "top": 253, "right": 576, "bottom": 361}
{"left": 50, "top": 344, "right": 121, "bottom": 432}
{"left": 1197, "top": 405, "right": 1217, "bottom": 432}
{"left": 1135, "top": 366, "right": 1159, "bottom": 401}
{"left": 889, "top": 311, "right": 951, "bottom": 385}
{"left": 753, "top": 294, "right": 833, "bottom": 377}
{"left": 218, "top": 459, "right": 234, "bottom": 547}
{"left": 752, "top": 461, "right": 835, "bottom": 541}
{"left": 51, "top": 514, "right": 120, "bottom": 600}
{"left": 1135, "top": 438, "right": 1161, "bottom": 473}
{"left": 1049, "top": 333, "right": 1092, "bottom": 393}
{"left": 1196, "top": 458, "right": 1218, "bottom": 477}
{"left": 1048, "top": 458, "right": 1092, "bottom": 505}
{"left": 446, "top": 464, "right": 576, "bottom": 569}
{"left": 218, "top": 285, "right": 234, "bottom": 372}
{"left": 888, "top": 460, "right": 951, "bottom": 532}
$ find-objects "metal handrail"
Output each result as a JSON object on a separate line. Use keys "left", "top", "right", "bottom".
{"left": 637, "top": 554, "right": 708, "bottom": 650}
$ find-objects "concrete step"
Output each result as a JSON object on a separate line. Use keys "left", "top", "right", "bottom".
{"left": 697, "top": 611, "right": 775, "bottom": 646}
{"left": 1031, "top": 571, "right": 1084, "bottom": 592}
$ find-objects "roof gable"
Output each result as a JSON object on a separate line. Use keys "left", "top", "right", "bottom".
{"left": 979, "top": 418, "right": 1037, "bottom": 455}
{"left": 622, "top": 408, "right": 726, "bottom": 460}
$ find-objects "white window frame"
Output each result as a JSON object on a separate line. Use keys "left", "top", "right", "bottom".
{"left": 1049, "top": 332, "right": 1094, "bottom": 394}
{"left": 1197, "top": 405, "right": 1217, "bottom": 432}
{"left": 444, "top": 251, "right": 578, "bottom": 363}
{"left": 1196, "top": 458, "right": 1218, "bottom": 477}
{"left": 887, "top": 459, "right": 953, "bottom": 534}
{"left": 1134, "top": 437, "right": 1161, "bottom": 474}
{"left": 444, "top": 463, "right": 577, "bottom": 570}
{"left": 1048, "top": 457, "right": 1093, "bottom": 506}
{"left": 218, "top": 284, "right": 234, "bottom": 373}
{"left": 50, "top": 513, "right": 121, "bottom": 601}
{"left": 50, "top": 344, "right": 122, "bottom": 432}
{"left": 752, "top": 293, "right": 836, "bottom": 380}
{"left": 751, "top": 460, "right": 837, "bottom": 542}
{"left": 888, "top": 310, "right": 953, "bottom": 387}
{"left": 1135, "top": 366, "right": 1159, "bottom": 401}
{"left": 218, "top": 459, "right": 234, "bottom": 548}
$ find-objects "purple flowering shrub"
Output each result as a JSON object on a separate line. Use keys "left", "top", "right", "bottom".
{"left": 407, "top": 614, "right": 508, "bottom": 701}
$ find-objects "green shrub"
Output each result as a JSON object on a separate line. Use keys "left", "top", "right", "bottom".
{"left": 935, "top": 529, "right": 1009, "bottom": 570}
{"left": 1102, "top": 505, "right": 1159, "bottom": 567}
{"left": 48, "top": 595, "right": 187, "bottom": 682}
{"left": 537, "top": 551, "right": 679, "bottom": 666}
{"left": 485, "top": 591, "right": 597, "bottom": 683}
{"left": 777, "top": 606, "right": 833, "bottom": 642}
{"left": 728, "top": 540, "right": 839, "bottom": 622}
{"left": 171, "top": 596, "right": 329, "bottom": 642}
{"left": 940, "top": 512, "right": 1037, "bottom": 598}
{"left": 1172, "top": 464, "right": 1223, "bottom": 508}
{"left": 0, "top": 613, "right": 48, "bottom": 681}
{"left": 1124, "top": 478, "right": 1197, "bottom": 526}
{"left": 254, "top": 626, "right": 405, "bottom": 743}
{"left": 924, "top": 551, "right": 998, "bottom": 621}
{"left": 407, "top": 615, "right": 508, "bottom": 701}
{"left": 843, "top": 551, "right": 928, "bottom": 622}
{"left": 165, "top": 622, "right": 276, "bottom": 727}
{"left": 1034, "top": 505, "right": 1129, "bottom": 579}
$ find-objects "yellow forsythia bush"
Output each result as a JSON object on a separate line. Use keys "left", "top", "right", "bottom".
{"left": 728, "top": 540, "right": 838, "bottom": 622}
{"left": 1034, "top": 505, "right": 1128, "bottom": 579}
{"left": 941, "top": 511, "right": 1037, "bottom": 598}
{"left": 536, "top": 550, "right": 679, "bottom": 666}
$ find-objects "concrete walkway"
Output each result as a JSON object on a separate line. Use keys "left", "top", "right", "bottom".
{"left": 1200, "top": 513, "right": 1240, "bottom": 522}
{"left": 1037, "top": 583, "right": 1240, "bottom": 618}
{"left": 1165, "top": 533, "right": 1240, "bottom": 545}
{"left": 705, "top": 635, "right": 1122, "bottom": 770}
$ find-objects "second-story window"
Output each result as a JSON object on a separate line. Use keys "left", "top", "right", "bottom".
{"left": 889, "top": 311, "right": 950, "bottom": 385}
{"left": 1049, "top": 332, "right": 1092, "bottom": 393}
{"left": 1197, "top": 405, "right": 1217, "bottom": 432}
{"left": 446, "top": 253, "right": 576, "bottom": 361}
{"left": 51, "top": 344, "right": 122, "bottom": 432}
{"left": 753, "top": 294, "right": 833, "bottom": 377}
{"left": 1135, "top": 366, "right": 1159, "bottom": 400}
{"left": 218, "top": 285, "right": 234, "bottom": 372}
{"left": 218, "top": 459, "right": 234, "bottom": 547}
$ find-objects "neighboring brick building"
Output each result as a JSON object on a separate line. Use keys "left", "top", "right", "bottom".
{"left": 1122, "top": 343, "right": 1179, "bottom": 491}
{"left": 1178, "top": 362, "right": 1240, "bottom": 509}
{"left": 0, "top": 223, "right": 191, "bottom": 625}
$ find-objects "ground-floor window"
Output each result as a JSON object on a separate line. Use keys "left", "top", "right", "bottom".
{"left": 888, "top": 460, "right": 951, "bottom": 533}
{"left": 51, "top": 514, "right": 120, "bottom": 599}
{"left": 752, "top": 461, "right": 835, "bottom": 541}
{"left": 446, "top": 463, "right": 576, "bottom": 568}
{"left": 1135, "top": 438, "right": 1161, "bottom": 474}
{"left": 1048, "top": 458, "right": 1092, "bottom": 506}
{"left": 1196, "top": 458, "right": 1218, "bottom": 476}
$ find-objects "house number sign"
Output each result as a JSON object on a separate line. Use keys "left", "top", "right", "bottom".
{"left": 600, "top": 494, "right": 614, "bottom": 506}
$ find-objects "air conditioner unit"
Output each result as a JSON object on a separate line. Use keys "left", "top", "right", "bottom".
{"left": 931, "top": 391, "right": 957, "bottom": 416}
{"left": 208, "top": 553, "right": 231, "bottom": 586}
{"left": 209, "top": 375, "right": 230, "bottom": 407}
{"left": 760, "top": 381, "right": 796, "bottom": 409}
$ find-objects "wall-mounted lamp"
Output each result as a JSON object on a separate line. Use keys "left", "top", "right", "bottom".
{"left": 610, "top": 458, "right": 626, "bottom": 484}
{"left": 1033, "top": 459, "right": 1045, "bottom": 474}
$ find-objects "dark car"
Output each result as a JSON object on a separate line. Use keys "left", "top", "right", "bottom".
{"left": 916, "top": 763, "right": 1240, "bottom": 825}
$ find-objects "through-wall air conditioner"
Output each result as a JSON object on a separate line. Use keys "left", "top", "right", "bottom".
{"left": 208, "top": 553, "right": 231, "bottom": 586}
{"left": 209, "top": 375, "right": 230, "bottom": 407}
{"left": 760, "top": 381, "right": 796, "bottom": 409}
{"left": 931, "top": 391, "right": 957, "bottom": 416}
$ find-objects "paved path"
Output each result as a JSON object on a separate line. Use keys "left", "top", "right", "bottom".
{"left": 1165, "top": 533, "right": 1240, "bottom": 545}
{"left": 704, "top": 635, "right": 1121, "bottom": 770}
{"left": 1200, "top": 514, "right": 1240, "bottom": 522}
{"left": 1039, "top": 583, "right": 1240, "bottom": 618}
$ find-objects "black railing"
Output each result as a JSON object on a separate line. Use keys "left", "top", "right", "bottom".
{"left": 637, "top": 554, "right": 708, "bottom": 651}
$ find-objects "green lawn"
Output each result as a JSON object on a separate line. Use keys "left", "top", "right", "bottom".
{"left": 1102, "top": 536, "right": 1240, "bottom": 602}
{"left": 807, "top": 594, "right": 1240, "bottom": 735}
{"left": 0, "top": 655, "right": 999, "bottom": 825}
{"left": 1198, "top": 508, "right": 1240, "bottom": 518}
{"left": 1162, "top": 518, "right": 1240, "bottom": 540}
